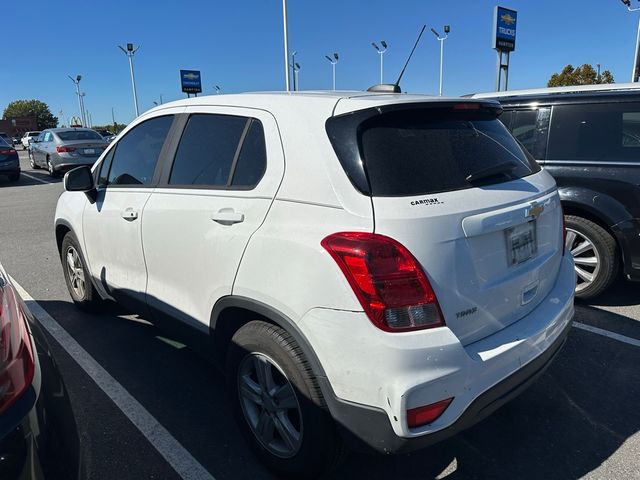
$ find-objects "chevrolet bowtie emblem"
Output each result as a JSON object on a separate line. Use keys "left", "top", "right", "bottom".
{"left": 501, "top": 13, "right": 516, "bottom": 25}
{"left": 527, "top": 202, "right": 544, "bottom": 219}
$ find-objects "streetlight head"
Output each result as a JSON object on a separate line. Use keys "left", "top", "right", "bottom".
{"left": 372, "top": 42, "right": 379, "bottom": 51}
{"left": 622, "top": 0, "right": 631, "bottom": 6}
{"left": 381, "top": 40, "right": 387, "bottom": 49}
{"left": 127, "top": 43, "right": 134, "bottom": 52}
{"left": 444, "top": 25, "right": 450, "bottom": 34}
{"left": 295, "top": 62, "right": 300, "bottom": 69}
{"left": 76, "top": 74, "right": 82, "bottom": 82}
{"left": 325, "top": 55, "right": 333, "bottom": 62}
{"left": 431, "top": 28, "right": 440, "bottom": 38}
{"left": 334, "top": 53, "right": 339, "bottom": 60}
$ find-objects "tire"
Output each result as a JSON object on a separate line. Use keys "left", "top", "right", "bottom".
{"left": 565, "top": 215, "right": 619, "bottom": 299}
{"left": 47, "top": 157, "right": 56, "bottom": 177}
{"left": 8, "top": 172, "right": 19, "bottom": 182}
{"left": 29, "top": 151, "right": 38, "bottom": 169}
{"left": 227, "top": 321, "right": 347, "bottom": 479}
{"left": 61, "top": 232, "right": 101, "bottom": 311}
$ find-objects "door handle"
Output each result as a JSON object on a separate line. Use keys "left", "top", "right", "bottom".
{"left": 211, "top": 209, "right": 244, "bottom": 225}
{"left": 121, "top": 207, "right": 139, "bottom": 221}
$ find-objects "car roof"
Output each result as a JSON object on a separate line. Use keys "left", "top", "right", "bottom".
{"left": 469, "top": 82, "right": 640, "bottom": 100}
{"left": 144, "top": 90, "right": 499, "bottom": 118}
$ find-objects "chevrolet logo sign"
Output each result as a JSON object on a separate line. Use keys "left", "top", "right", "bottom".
{"left": 501, "top": 13, "right": 516, "bottom": 25}
{"left": 526, "top": 202, "right": 544, "bottom": 219}
{"left": 183, "top": 73, "right": 199, "bottom": 80}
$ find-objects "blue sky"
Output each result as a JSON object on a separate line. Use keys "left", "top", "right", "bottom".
{"left": 1, "top": 0, "right": 638, "bottom": 126}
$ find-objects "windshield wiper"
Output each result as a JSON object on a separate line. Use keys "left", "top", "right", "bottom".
{"left": 465, "top": 161, "right": 518, "bottom": 184}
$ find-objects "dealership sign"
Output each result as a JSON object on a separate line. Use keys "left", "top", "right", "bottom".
{"left": 493, "top": 6, "right": 517, "bottom": 52}
{"left": 180, "top": 70, "right": 202, "bottom": 94}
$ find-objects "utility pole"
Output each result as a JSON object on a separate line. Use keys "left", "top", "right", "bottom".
{"left": 118, "top": 43, "right": 140, "bottom": 116}
{"left": 282, "top": 0, "right": 291, "bottom": 91}
{"left": 324, "top": 53, "right": 339, "bottom": 90}
{"left": 111, "top": 107, "right": 117, "bottom": 131}
{"left": 80, "top": 93, "right": 87, "bottom": 126}
{"left": 371, "top": 41, "right": 388, "bottom": 84}
{"left": 68, "top": 75, "right": 86, "bottom": 126}
{"left": 431, "top": 26, "right": 450, "bottom": 96}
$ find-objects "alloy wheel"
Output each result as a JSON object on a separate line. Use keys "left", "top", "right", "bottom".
{"left": 237, "top": 353, "right": 303, "bottom": 459}
{"left": 65, "top": 246, "right": 86, "bottom": 299}
{"left": 565, "top": 227, "right": 600, "bottom": 294}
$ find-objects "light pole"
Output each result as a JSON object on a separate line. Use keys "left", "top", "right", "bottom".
{"left": 68, "top": 75, "right": 86, "bottom": 126}
{"left": 282, "top": 0, "right": 291, "bottom": 91}
{"left": 293, "top": 63, "right": 301, "bottom": 91}
{"left": 371, "top": 40, "right": 387, "bottom": 84}
{"left": 214, "top": 85, "right": 221, "bottom": 94}
{"left": 118, "top": 43, "right": 140, "bottom": 116}
{"left": 431, "top": 25, "right": 450, "bottom": 96}
{"left": 623, "top": 0, "right": 640, "bottom": 82}
{"left": 290, "top": 51, "right": 298, "bottom": 90}
{"left": 80, "top": 93, "right": 87, "bottom": 126}
{"left": 324, "top": 53, "right": 339, "bottom": 90}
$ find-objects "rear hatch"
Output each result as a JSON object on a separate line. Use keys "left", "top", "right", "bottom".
{"left": 327, "top": 101, "right": 564, "bottom": 345}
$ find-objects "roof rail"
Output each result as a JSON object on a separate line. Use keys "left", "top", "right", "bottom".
{"left": 470, "top": 82, "right": 640, "bottom": 99}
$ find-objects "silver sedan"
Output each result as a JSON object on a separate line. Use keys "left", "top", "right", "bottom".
{"left": 30, "top": 128, "right": 108, "bottom": 176}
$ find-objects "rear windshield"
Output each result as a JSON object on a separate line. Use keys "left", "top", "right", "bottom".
{"left": 57, "top": 130, "right": 103, "bottom": 141}
{"left": 328, "top": 106, "right": 539, "bottom": 197}
{"left": 27, "top": 132, "right": 40, "bottom": 137}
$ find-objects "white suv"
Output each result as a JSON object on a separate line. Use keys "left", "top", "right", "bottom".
{"left": 55, "top": 92, "right": 575, "bottom": 478}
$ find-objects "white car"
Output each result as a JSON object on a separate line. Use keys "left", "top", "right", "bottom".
{"left": 21, "top": 131, "right": 41, "bottom": 150}
{"left": 54, "top": 92, "right": 575, "bottom": 478}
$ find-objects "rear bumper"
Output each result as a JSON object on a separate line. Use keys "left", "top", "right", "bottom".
{"left": 302, "top": 254, "right": 575, "bottom": 454}
{"left": 323, "top": 316, "right": 571, "bottom": 454}
{"left": 0, "top": 164, "right": 19, "bottom": 175}
{"left": 52, "top": 161, "right": 97, "bottom": 173}
{"left": 612, "top": 218, "right": 640, "bottom": 281}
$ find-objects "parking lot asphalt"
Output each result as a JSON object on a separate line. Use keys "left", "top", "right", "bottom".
{"left": 0, "top": 149, "right": 639, "bottom": 480}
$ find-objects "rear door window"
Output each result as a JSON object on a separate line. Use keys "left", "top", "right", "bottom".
{"left": 107, "top": 115, "right": 173, "bottom": 186}
{"left": 329, "top": 106, "right": 539, "bottom": 197}
{"left": 548, "top": 102, "right": 640, "bottom": 162}
{"left": 506, "top": 107, "right": 551, "bottom": 160}
{"left": 169, "top": 114, "right": 266, "bottom": 188}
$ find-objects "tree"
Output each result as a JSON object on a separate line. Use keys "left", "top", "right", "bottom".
{"left": 547, "top": 64, "right": 614, "bottom": 87}
{"left": 2, "top": 100, "right": 58, "bottom": 129}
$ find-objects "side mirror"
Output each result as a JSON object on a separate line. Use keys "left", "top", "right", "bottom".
{"left": 64, "top": 166, "right": 94, "bottom": 192}
{"left": 64, "top": 166, "right": 97, "bottom": 203}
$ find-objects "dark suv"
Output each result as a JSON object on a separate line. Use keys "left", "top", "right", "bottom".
{"left": 473, "top": 84, "right": 640, "bottom": 298}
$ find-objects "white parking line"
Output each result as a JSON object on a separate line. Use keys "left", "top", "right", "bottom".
{"left": 573, "top": 321, "right": 640, "bottom": 348}
{"left": 20, "top": 172, "right": 54, "bottom": 185}
{"left": 9, "top": 277, "right": 216, "bottom": 480}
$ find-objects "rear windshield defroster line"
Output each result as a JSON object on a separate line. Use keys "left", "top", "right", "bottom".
{"left": 326, "top": 103, "right": 540, "bottom": 197}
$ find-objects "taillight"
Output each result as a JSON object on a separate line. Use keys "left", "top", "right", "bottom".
{"left": 0, "top": 149, "right": 16, "bottom": 155}
{"left": 321, "top": 232, "right": 445, "bottom": 332}
{"left": 56, "top": 146, "right": 76, "bottom": 153}
{"left": 0, "top": 281, "right": 35, "bottom": 414}
{"left": 407, "top": 398, "right": 453, "bottom": 428}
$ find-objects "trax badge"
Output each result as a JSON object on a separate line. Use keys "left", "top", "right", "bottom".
{"left": 526, "top": 202, "right": 544, "bottom": 219}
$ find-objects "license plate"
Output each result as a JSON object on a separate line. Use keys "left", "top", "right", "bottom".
{"left": 505, "top": 220, "right": 537, "bottom": 266}
{"left": 83, "top": 148, "right": 95, "bottom": 154}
